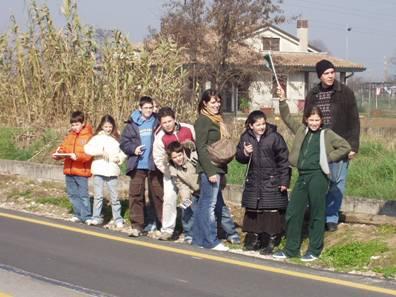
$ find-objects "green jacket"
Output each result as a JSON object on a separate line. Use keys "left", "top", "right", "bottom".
{"left": 279, "top": 100, "right": 351, "bottom": 174}
{"left": 194, "top": 114, "right": 227, "bottom": 177}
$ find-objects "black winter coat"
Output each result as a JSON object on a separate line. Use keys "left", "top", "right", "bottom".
{"left": 236, "top": 124, "right": 290, "bottom": 210}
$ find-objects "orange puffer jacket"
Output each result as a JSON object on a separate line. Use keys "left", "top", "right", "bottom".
{"left": 59, "top": 124, "right": 93, "bottom": 177}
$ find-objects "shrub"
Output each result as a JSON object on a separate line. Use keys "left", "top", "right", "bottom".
{"left": 321, "top": 241, "right": 388, "bottom": 269}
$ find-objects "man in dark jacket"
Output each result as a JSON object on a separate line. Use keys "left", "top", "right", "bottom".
{"left": 304, "top": 59, "right": 360, "bottom": 232}
{"left": 120, "top": 96, "right": 163, "bottom": 237}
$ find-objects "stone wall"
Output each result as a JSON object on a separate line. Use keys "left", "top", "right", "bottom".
{"left": 1, "top": 159, "right": 395, "bottom": 218}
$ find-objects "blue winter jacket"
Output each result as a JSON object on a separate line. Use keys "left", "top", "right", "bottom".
{"left": 120, "top": 111, "right": 159, "bottom": 175}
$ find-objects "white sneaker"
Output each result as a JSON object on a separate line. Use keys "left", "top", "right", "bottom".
{"left": 211, "top": 243, "right": 229, "bottom": 252}
{"left": 86, "top": 218, "right": 101, "bottom": 226}
{"left": 144, "top": 223, "right": 157, "bottom": 232}
{"left": 128, "top": 228, "right": 143, "bottom": 237}
{"left": 115, "top": 221, "right": 124, "bottom": 229}
{"left": 69, "top": 216, "right": 81, "bottom": 223}
{"left": 158, "top": 231, "right": 173, "bottom": 241}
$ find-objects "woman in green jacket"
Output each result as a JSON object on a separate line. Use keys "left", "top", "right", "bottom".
{"left": 273, "top": 87, "right": 351, "bottom": 261}
{"left": 192, "top": 89, "right": 239, "bottom": 251}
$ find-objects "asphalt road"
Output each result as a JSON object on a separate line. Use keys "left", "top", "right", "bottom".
{"left": 1, "top": 209, "right": 396, "bottom": 297}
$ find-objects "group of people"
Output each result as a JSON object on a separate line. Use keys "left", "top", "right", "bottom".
{"left": 53, "top": 59, "right": 360, "bottom": 260}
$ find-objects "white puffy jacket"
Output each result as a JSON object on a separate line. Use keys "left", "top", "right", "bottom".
{"left": 84, "top": 131, "right": 127, "bottom": 177}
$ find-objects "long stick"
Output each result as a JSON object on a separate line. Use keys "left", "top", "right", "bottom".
{"left": 269, "top": 51, "right": 280, "bottom": 88}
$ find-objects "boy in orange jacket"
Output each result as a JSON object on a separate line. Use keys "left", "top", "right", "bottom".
{"left": 52, "top": 111, "right": 93, "bottom": 223}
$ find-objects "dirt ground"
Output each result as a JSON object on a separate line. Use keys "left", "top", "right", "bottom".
{"left": 360, "top": 117, "right": 396, "bottom": 128}
{"left": 1, "top": 174, "right": 396, "bottom": 280}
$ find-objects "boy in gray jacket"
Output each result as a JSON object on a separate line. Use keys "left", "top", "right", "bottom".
{"left": 166, "top": 141, "right": 199, "bottom": 244}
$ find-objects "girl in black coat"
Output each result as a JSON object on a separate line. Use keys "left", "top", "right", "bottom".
{"left": 236, "top": 110, "right": 290, "bottom": 254}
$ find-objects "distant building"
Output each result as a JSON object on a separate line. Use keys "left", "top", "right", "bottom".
{"left": 227, "top": 20, "right": 366, "bottom": 113}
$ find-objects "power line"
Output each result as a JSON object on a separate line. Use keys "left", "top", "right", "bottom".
{"left": 285, "top": 0, "right": 396, "bottom": 20}
{"left": 305, "top": 18, "right": 396, "bottom": 36}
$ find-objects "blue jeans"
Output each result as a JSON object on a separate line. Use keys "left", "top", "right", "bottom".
{"left": 182, "top": 196, "right": 198, "bottom": 239}
{"left": 65, "top": 175, "right": 91, "bottom": 222}
{"left": 326, "top": 160, "right": 349, "bottom": 224}
{"left": 192, "top": 174, "right": 238, "bottom": 248}
{"left": 215, "top": 197, "right": 239, "bottom": 242}
{"left": 93, "top": 175, "right": 123, "bottom": 224}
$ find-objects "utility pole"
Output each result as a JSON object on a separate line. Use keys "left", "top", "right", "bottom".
{"left": 345, "top": 25, "right": 352, "bottom": 59}
{"left": 368, "top": 83, "right": 371, "bottom": 118}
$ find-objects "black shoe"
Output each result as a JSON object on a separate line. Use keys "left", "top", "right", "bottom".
{"left": 243, "top": 233, "right": 262, "bottom": 251}
{"left": 260, "top": 245, "right": 274, "bottom": 255}
{"left": 260, "top": 234, "right": 282, "bottom": 255}
{"left": 326, "top": 222, "right": 338, "bottom": 232}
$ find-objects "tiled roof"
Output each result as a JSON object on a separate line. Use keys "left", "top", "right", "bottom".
{"left": 268, "top": 52, "right": 366, "bottom": 72}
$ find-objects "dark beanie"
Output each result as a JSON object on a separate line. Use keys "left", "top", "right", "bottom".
{"left": 316, "top": 59, "right": 335, "bottom": 78}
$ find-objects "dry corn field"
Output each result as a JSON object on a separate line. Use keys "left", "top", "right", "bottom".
{"left": 0, "top": 1, "right": 198, "bottom": 129}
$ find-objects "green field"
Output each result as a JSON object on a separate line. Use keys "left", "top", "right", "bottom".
{"left": 1, "top": 126, "right": 395, "bottom": 200}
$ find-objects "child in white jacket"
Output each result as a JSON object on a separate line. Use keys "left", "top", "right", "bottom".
{"left": 84, "top": 115, "right": 126, "bottom": 228}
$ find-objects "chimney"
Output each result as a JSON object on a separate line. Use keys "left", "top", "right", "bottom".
{"left": 297, "top": 19, "right": 309, "bottom": 52}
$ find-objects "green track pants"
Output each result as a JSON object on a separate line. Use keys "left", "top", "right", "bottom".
{"left": 284, "top": 171, "right": 329, "bottom": 257}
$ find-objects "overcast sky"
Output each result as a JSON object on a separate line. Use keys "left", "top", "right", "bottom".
{"left": 1, "top": 0, "right": 395, "bottom": 81}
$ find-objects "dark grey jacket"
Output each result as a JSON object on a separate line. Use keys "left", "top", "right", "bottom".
{"left": 236, "top": 124, "right": 290, "bottom": 210}
{"left": 120, "top": 116, "right": 159, "bottom": 175}
{"left": 304, "top": 80, "right": 360, "bottom": 152}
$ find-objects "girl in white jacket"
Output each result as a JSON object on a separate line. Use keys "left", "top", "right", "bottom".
{"left": 84, "top": 115, "right": 126, "bottom": 228}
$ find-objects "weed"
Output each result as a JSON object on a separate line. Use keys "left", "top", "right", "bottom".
{"left": 36, "top": 196, "right": 73, "bottom": 212}
{"left": 229, "top": 139, "right": 396, "bottom": 200}
{"left": 7, "top": 189, "right": 33, "bottom": 201}
{"left": 321, "top": 241, "right": 388, "bottom": 270}
{"left": 373, "top": 266, "right": 396, "bottom": 279}
{"left": 226, "top": 243, "right": 241, "bottom": 250}
{"left": 226, "top": 160, "right": 246, "bottom": 185}
{"left": 0, "top": 127, "right": 59, "bottom": 161}
{"left": 123, "top": 208, "right": 130, "bottom": 224}
{"left": 378, "top": 225, "right": 396, "bottom": 235}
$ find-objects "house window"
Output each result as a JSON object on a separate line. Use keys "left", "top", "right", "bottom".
{"left": 262, "top": 37, "right": 280, "bottom": 51}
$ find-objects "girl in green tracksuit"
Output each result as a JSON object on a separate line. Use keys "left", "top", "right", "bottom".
{"left": 273, "top": 87, "right": 351, "bottom": 262}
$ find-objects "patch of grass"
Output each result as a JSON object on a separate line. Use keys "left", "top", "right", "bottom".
{"left": 377, "top": 225, "right": 396, "bottom": 235}
{"left": 36, "top": 196, "right": 72, "bottom": 212}
{"left": 123, "top": 208, "right": 130, "bottom": 224}
{"left": 321, "top": 241, "right": 388, "bottom": 270}
{"left": 40, "top": 180, "right": 65, "bottom": 190}
{"left": 228, "top": 139, "right": 396, "bottom": 200}
{"left": 0, "top": 127, "right": 59, "bottom": 161}
{"left": 7, "top": 189, "right": 33, "bottom": 200}
{"left": 373, "top": 266, "right": 396, "bottom": 279}
{"left": 226, "top": 160, "right": 246, "bottom": 185}
{"left": 347, "top": 141, "right": 396, "bottom": 200}
{"left": 120, "top": 162, "right": 127, "bottom": 176}
{"left": 226, "top": 243, "right": 241, "bottom": 250}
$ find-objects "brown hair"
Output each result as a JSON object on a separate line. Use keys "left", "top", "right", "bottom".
{"left": 166, "top": 141, "right": 184, "bottom": 159}
{"left": 198, "top": 89, "right": 222, "bottom": 113}
{"left": 70, "top": 111, "right": 85, "bottom": 124}
{"left": 95, "top": 114, "right": 120, "bottom": 140}
{"left": 303, "top": 105, "right": 324, "bottom": 127}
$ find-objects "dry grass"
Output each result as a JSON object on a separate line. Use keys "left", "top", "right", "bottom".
{"left": 0, "top": 1, "right": 196, "bottom": 129}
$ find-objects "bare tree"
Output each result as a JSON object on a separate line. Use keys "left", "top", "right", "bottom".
{"left": 160, "top": 0, "right": 206, "bottom": 63}
{"left": 310, "top": 39, "right": 331, "bottom": 54}
{"left": 159, "top": 0, "right": 285, "bottom": 93}
{"left": 388, "top": 49, "right": 396, "bottom": 81}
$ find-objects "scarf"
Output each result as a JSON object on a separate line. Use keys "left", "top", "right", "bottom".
{"left": 201, "top": 108, "right": 230, "bottom": 138}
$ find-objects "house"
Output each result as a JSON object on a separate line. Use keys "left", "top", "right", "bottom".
{"left": 224, "top": 20, "right": 366, "bottom": 113}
